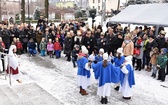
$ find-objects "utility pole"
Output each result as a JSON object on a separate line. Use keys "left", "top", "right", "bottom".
{"left": 101, "top": 0, "right": 106, "bottom": 26}
{"left": 44, "top": 0, "right": 49, "bottom": 19}
{"left": 117, "top": 0, "right": 120, "bottom": 12}
{"left": 21, "top": 0, "right": 25, "bottom": 23}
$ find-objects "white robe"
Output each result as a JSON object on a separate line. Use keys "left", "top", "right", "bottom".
{"left": 119, "top": 65, "right": 133, "bottom": 97}
{"left": 77, "top": 63, "right": 91, "bottom": 89}
{"left": 97, "top": 83, "right": 111, "bottom": 97}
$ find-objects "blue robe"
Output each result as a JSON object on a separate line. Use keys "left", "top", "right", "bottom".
{"left": 120, "top": 64, "right": 135, "bottom": 88}
{"left": 95, "top": 55, "right": 103, "bottom": 62}
{"left": 77, "top": 57, "right": 91, "bottom": 78}
{"left": 114, "top": 56, "right": 125, "bottom": 67}
{"left": 92, "top": 61, "right": 120, "bottom": 87}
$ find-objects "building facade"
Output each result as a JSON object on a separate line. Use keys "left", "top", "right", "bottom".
{"left": 88, "top": 0, "right": 119, "bottom": 13}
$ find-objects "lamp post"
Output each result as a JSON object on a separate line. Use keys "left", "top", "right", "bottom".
{"left": 91, "top": 12, "right": 95, "bottom": 28}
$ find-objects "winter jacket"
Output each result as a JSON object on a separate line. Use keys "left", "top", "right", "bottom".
{"left": 40, "top": 41, "right": 46, "bottom": 50}
{"left": 54, "top": 42, "right": 62, "bottom": 50}
{"left": 122, "top": 41, "right": 134, "bottom": 56}
{"left": 16, "top": 42, "right": 23, "bottom": 49}
{"left": 27, "top": 41, "right": 36, "bottom": 49}
{"left": 157, "top": 54, "right": 168, "bottom": 68}
{"left": 64, "top": 37, "right": 73, "bottom": 55}
{"left": 36, "top": 31, "right": 43, "bottom": 44}
{"left": 150, "top": 53, "right": 159, "bottom": 65}
{"left": 47, "top": 43, "right": 54, "bottom": 51}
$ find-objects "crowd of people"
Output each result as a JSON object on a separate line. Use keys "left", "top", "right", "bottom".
{"left": 0, "top": 16, "right": 168, "bottom": 104}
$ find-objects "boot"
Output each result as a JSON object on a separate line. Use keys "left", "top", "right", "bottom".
{"left": 79, "top": 87, "right": 82, "bottom": 93}
{"left": 105, "top": 96, "right": 108, "bottom": 104}
{"left": 123, "top": 96, "right": 131, "bottom": 100}
{"left": 81, "top": 89, "right": 88, "bottom": 95}
{"left": 100, "top": 97, "right": 104, "bottom": 104}
{"left": 153, "top": 74, "right": 156, "bottom": 78}
{"left": 100, "top": 97, "right": 105, "bottom": 104}
{"left": 151, "top": 74, "right": 154, "bottom": 77}
{"left": 114, "top": 86, "right": 119, "bottom": 91}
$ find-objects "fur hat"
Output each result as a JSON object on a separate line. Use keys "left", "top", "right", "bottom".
{"left": 103, "top": 53, "right": 108, "bottom": 60}
{"left": 160, "top": 30, "right": 166, "bottom": 35}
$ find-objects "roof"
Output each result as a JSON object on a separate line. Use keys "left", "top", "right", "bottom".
{"left": 110, "top": 3, "right": 168, "bottom": 26}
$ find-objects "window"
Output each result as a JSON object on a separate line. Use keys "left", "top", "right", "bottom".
{"left": 98, "top": 0, "right": 100, "bottom": 3}
{"left": 93, "top": 0, "right": 95, "bottom": 3}
{"left": 93, "top": 6, "right": 95, "bottom": 9}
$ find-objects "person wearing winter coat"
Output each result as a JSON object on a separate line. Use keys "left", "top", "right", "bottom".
{"left": 82, "top": 31, "right": 95, "bottom": 55}
{"left": 64, "top": 32, "right": 73, "bottom": 61}
{"left": 150, "top": 47, "right": 159, "bottom": 78}
{"left": 39, "top": 38, "right": 47, "bottom": 56}
{"left": 119, "top": 56, "right": 135, "bottom": 100}
{"left": 27, "top": 38, "right": 36, "bottom": 56}
{"left": 121, "top": 34, "right": 134, "bottom": 57}
{"left": 156, "top": 48, "right": 168, "bottom": 82}
{"left": 36, "top": 29, "right": 43, "bottom": 53}
{"left": 145, "top": 35, "right": 158, "bottom": 71}
{"left": 54, "top": 38, "right": 62, "bottom": 58}
{"left": 47, "top": 39, "right": 54, "bottom": 58}
{"left": 72, "top": 45, "right": 80, "bottom": 68}
{"left": 16, "top": 38, "right": 23, "bottom": 55}
{"left": 92, "top": 53, "right": 120, "bottom": 104}
{"left": 156, "top": 30, "right": 166, "bottom": 51}
{"left": 97, "top": 32, "right": 108, "bottom": 52}
{"left": 134, "top": 35, "right": 143, "bottom": 71}
{"left": 106, "top": 28, "right": 117, "bottom": 54}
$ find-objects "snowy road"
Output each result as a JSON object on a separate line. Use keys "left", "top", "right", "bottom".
{"left": 1, "top": 54, "right": 168, "bottom": 105}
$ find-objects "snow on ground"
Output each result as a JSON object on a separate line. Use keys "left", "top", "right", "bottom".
{"left": 1, "top": 53, "right": 168, "bottom": 105}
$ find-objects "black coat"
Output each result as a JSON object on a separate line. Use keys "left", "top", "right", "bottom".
{"left": 97, "top": 38, "right": 107, "bottom": 52}
{"left": 156, "top": 37, "right": 165, "bottom": 50}
{"left": 82, "top": 36, "right": 95, "bottom": 54}
{"left": 64, "top": 37, "right": 73, "bottom": 55}
{"left": 106, "top": 35, "right": 117, "bottom": 54}
{"left": 1, "top": 29, "right": 11, "bottom": 43}
{"left": 145, "top": 40, "right": 158, "bottom": 57}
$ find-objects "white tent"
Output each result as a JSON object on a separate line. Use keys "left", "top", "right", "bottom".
{"left": 110, "top": 3, "right": 168, "bottom": 26}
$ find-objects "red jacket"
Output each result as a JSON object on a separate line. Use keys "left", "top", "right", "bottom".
{"left": 16, "top": 42, "right": 23, "bottom": 49}
{"left": 54, "top": 42, "right": 61, "bottom": 50}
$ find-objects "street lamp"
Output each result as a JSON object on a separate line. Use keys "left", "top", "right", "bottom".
{"left": 91, "top": 12, "right": 95, "bottom": 28}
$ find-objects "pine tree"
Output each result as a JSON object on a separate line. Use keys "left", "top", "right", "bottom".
{"left": 34, "top": 9, "right": 41, "bottom": 20}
